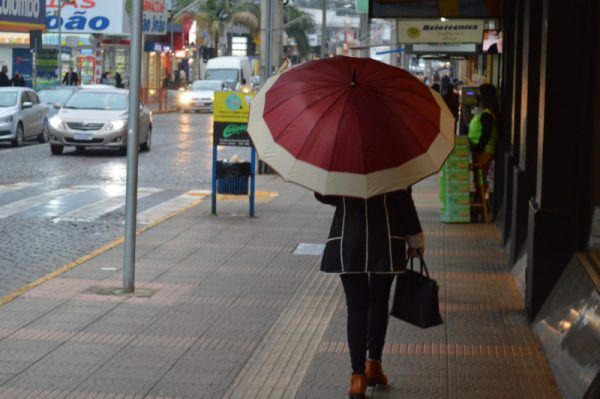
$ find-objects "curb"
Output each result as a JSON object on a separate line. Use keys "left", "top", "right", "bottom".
{"left": 0, "top": 196, "right": 206, "bottom": 308}
{"left": 151, "top": 109, "right": 178, "bottom": 115}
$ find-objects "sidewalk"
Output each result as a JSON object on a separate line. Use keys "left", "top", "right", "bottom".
{"left": 0, "top": 176, "right": 561, "bottom": 399}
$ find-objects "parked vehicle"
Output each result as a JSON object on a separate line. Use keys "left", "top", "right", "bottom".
{"left": 204, "top": 56, "right": 252, "bottom": 90}
{"left": 38, "top": 87, "right": 79, "bottom": 117}
{"left": 48, "top": 89, "right": 152, "bottom": 155}
{"left": 0, "top": 87, "right": 49, "bottom": 146}
{"left": 178, "top": 80, "right": 225, "bottom": 112}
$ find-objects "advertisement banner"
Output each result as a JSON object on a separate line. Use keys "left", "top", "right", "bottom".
{"left": 213, "top": 91, "right": 256, "bottom": 147}
{"left": 397, "top": 19, "right": 484, "bottom": 44}
{"left": 142, "top": 0, "right": 166, "bottom": 34}
{"left": 45, "top": 0, "right": 126, "bottom": 35}
{"left": 12, "top": 48, "right": 33, "bottom": 87}
{"left": 0, "top": 0, "right": 46, "bottom": 32}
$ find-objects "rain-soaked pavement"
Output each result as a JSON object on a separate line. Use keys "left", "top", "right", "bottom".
{"left": 0, "top": 112, "right": 248, "bottom": 298}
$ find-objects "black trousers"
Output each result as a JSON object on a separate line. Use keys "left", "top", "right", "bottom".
{"left": 340, "top": 273, "right": 395, "bottom": 375}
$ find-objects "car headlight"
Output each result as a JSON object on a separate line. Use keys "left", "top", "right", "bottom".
{"left": 49, "top": 117, "right": 64, "bottom": 129}
{"left": 180, "top": 93, "right": 192, "bottom": 103}
{"left": 0, "top": 115, "right": 14, "bottom": 123}
{"left": 106, "top": 120, "right": 126, "bottom": 130}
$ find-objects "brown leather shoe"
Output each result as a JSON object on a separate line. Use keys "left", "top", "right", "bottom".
{"left": 365, "top": 360, "right": 388, "bottom": 387}
{"left": 348, "top": 374, "right": 367, "bottom": 399}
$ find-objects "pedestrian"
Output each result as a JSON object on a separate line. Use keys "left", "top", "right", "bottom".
{"left": 100, "top": 72, "right": 110, "bottom": 84}
{"left": 62, "top": 67, "right": 79, "bottom": 86}
{"left": 432, "top": 83, "right": 441, "bottom": 93}
{"left": 11, "top": 72, "right": 25, "bottom": 87}
{"left": 315, "top": 190, "right": 424, "bottom": 399}
{"left": 443, "top": 83, "right": 460, "bottom": 121}
{"left": 0, "top": 65, "right": 10, "bottom": 87}
{"left": 468, "top": 83, "right": 499, "bottom": 189}
{"left": 441, "top": 74, "right": 450, "bottom": 95}
{"left": 114, "top": 71, "right": 124, "bottom": 88}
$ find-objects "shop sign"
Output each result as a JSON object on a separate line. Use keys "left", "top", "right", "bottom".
{"left": 397, "top": 19, "right": 484, "bottom": 44}
{"left": 45, "top": 0, "right": 126, "bottom": 35}
{"left": 213, "top": 91, "right": 255, "bottom": 147}
{"left": 142, "top": 0, "right": 166, "bottom": 34}
{"left": 0, "top": 0, "right": 46, "bottom": 32}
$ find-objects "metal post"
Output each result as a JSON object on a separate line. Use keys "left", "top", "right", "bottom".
{"left": 211, "top": 143, "right": 218, "bottom": 215}
{"left": 57, "top": 0, "right": 62, "bottom": 84}
{"left": 249, "top": 147, "right": 256, "bottom": 217}
{"left": 123, "top": 0, "right": 144, "bottom": 294}
{"left": 265, "top": 0, "right": 273, "bottom": 81}
{"left": 321, "top": 0, "right": 327, "bottom": 58}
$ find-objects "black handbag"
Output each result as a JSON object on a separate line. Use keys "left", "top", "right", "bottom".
{"left": 390, "top": 256, "right": 443, "bottom": 328}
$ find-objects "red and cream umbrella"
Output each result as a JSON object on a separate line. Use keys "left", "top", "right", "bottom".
{"left": 248, "top": 56, "right": 455, "bottom": 198}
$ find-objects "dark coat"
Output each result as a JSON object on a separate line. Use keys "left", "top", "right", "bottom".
{"left": 63, "top": 71, "right": 79, "bottom": 86}
{"left": 316, "top": 190, "right": 423, "bottom": 274}
{"left": 0, "top": 71, "right": 10, "bottom": 87}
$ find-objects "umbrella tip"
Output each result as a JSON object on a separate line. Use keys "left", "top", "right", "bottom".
{"left": 351, "top": 70, "right": 357, "bottom": 86}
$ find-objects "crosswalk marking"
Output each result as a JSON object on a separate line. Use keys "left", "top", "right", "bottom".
{"left": 0, "top": 182, "right": 40, "bottom": 194}
{"left": 0, "top": 188, "right": 85, "bottom": 219}
{"left": 54, "top": 187, "right": 164, "bottom": 223}
{"left": 137, "top": 190, "right": 209, "bottom": 225}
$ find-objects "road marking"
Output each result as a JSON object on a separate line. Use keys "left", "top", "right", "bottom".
{"left": 137, "top": 190, "right": 209, "bottom": 225}
{"left": 0, "top": 188, "right": 84, "bottom": 219}
{"left": 54, "top": 187, "right": 163, "bottom": 223}
{"left": 0, "top": 182, "right": 40, "bottom": 194}
{"left": 0, "top": 191, "right": 207, "bottom": 308}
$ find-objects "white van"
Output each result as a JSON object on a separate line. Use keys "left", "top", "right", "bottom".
{"left": 204, "top": 56, "right": 252, "bottom": 89}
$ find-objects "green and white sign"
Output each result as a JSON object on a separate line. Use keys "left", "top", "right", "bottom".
{"left": 397, "top": 19, "right": 484, "bottom": 44}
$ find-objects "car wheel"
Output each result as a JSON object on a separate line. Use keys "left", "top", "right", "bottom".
{"left": 50, "top": 144, "right": 64, "bottom": 155}
{"left": 38, "top": 120, "right": 49, "bottom": 143}
{"left": 12, "top": 123, "right": 24, "bottom": 147}
{"left": 140, "top": 129, "right": 151, "bottom": 152}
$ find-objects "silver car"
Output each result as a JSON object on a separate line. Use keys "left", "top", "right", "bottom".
{"left": 0, "top": 87, "right": 49, "bottom": 146}
{"left": 48, "top": 89, "right": 152, "bottom": 155}
{"left": 178, "top": 80, "right": 224, "bottom": 112}
{"left": 38, "top": 87, "right": 79, "bottom": 118}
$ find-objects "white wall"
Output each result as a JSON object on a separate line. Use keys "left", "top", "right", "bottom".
{"left": 0, "top": 47, "right": 12, "bottom": 76}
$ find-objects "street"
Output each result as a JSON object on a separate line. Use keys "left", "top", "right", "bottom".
{"left": 0, "top": 112, "right": 247, "bottom": 298}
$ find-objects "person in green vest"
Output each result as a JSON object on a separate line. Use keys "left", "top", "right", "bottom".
{"left": 468, "top": 83, "right": 499, "bottom": 188}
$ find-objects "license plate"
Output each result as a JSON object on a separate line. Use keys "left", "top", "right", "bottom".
{"left": 73, "top": 133, "right": 93, "bottom": 141}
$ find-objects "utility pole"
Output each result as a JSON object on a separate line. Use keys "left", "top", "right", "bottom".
{"left": 358, "top": 13, "right": 369, "bottom": 58}
{"left": 321, "top": 0, "right": 327, "bottom": 58}
{"left": 260, "top": 0, "right": 273, "bottom": 85}
{"left": 123, "top": 0, "right": 143, "bottom": 294}
{"left": 57, "top": 0, "right": 62, "bottom": 84}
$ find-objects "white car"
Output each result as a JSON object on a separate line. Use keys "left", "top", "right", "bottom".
{"left": 48, "top": 89, "right": 152, "bottom": 155}
{"left": 0, "top": 87, "right": 49, "bottom": 146}
{"left": 178, "top": 80, "right": 225, "bottom": 112}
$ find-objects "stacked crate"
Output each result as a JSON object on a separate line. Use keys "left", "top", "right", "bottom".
{"left": 440, "top": 136, "right": 471, "bottom": 223}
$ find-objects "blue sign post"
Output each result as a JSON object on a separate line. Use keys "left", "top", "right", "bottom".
{"left": 211, "top": 91, "right": 257, "bottom": 217}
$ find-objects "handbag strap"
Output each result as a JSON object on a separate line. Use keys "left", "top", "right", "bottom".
{"left": 407, "top": 256, "right": 430, "bottom": 278}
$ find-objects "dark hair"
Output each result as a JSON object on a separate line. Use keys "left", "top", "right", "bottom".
{"left": 447, "top": 83, "right": 454, "bottom": 92}
{"left": 478, "top": 83, "right": 499, "bottom": 115}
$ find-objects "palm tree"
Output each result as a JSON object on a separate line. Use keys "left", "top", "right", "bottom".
{"left": 173, "top": 0, "right": 315, "bottom": 59}
{"left": 174, "top": 0, "right": 259, "bottom": 55}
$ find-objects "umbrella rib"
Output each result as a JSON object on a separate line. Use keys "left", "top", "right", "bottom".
{"left": 328, "top": 90, "right": 364, "bottom": 174}
{"left": 293, "top": 88, "right": 352, "bottom": 168}
{"left": 367, "top": 88, "right": 443, "bottom": 133}
{"left": 267, "top": 87, "right": 348, "bottom": 142}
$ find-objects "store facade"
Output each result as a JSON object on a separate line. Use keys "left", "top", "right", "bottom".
{"left": 370, "top": 0, "right": 599, "bottom": 396}
{"left": 0, "top": 0, "right": 46, "bottom": 86}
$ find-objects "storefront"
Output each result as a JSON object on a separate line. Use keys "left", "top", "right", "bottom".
{"left": 0, "top": 0, "right": 46, "bottom": 86}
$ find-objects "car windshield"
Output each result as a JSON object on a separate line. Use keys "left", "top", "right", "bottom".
{"left": 0, "top": 92, "right": 18, "bottom": 107}
{"left": 192, "top": 81, "right": 222, "bottom": 91}
{"left": 64, "top": 92, "right": 127, "bottom": 110}
{"left": 39, "top": 89, "right": 74, "bottom": 105}
{"left": 205, "top": 69, "right": 239, "bottom": 83}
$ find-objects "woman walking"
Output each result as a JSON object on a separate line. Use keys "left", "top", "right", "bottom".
{"left": 316, "top": 189, "right": 424, "bottom": 399}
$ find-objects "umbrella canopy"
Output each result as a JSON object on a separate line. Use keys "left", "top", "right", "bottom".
{"left": 248, "top": 56, "right": 455, "bottom": 198}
